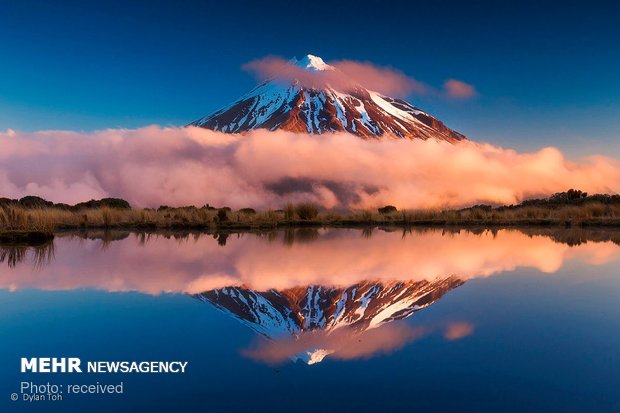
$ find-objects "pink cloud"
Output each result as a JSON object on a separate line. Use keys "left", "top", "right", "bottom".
{"left": 223, "top": 228, "right": 617, "bottom": 291}
{"left": 1, "top": 127, "right": 619, "bottom": 210}
{"left": 444, "top": 79, "right": 477, "bottom": 99}
{"left": 243, "top": 55, "right": 478, "bottom": 100}
{"left": 443, "top": 322, "right": 475, "bottom": 340}
{"left": 242, "top": 56, "right": 427, "bottom": 97}
{"left": 242, "top": 56, "right": 326, "bottom": 89}
{"left": 242, "top": 324, "right": 427, "bottom": 364}
{"left": 3, "top": 227, "right": 620, "bottom": 294}
{"left": 330, "top": 60, "right": 428, "bottom": 96}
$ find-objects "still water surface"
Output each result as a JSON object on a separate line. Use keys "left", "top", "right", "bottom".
{"left": 1, "top": 227, "right": 619, "bottom": 412}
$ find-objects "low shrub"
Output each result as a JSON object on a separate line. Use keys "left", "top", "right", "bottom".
{"left": 217, "top": 208, "right": 229, "bottom": 222}
{"left": 378, "top": 205, "right": 397, "bottom": 214}
{"left": 19, "top": 196, "right": 54, "bottom": 209}
{"left": 295, "top": 203, "right": 319, "bottom": 220}
{"left": 74, "top": 198, "right": 131, "bottom": 210}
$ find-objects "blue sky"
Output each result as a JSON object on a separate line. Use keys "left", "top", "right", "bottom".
{"left": 1, "top": 0, "right": 619, "bottom": 156}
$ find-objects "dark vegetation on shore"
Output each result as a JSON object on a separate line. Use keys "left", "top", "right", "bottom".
{"left": 1, "top": 190, "right": 620, "bottom": 241}
{"left": 0, "top": 230, "right": 53, "bottom": 245}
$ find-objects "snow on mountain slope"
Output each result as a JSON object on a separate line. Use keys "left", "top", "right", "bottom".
{"left": 190, "top": 54, "right": 467, "bottom": 142}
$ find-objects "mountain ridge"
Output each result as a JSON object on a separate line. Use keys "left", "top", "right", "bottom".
{"left": 190, "top": 54, "right": 467, "bottom": 142}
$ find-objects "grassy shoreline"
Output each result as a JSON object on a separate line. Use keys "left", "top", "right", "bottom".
{"left": 2, "top": 204, "right": 620, "bottom": 234}
{"left": 2, "top": 190, "right": 620, "bottom": 239}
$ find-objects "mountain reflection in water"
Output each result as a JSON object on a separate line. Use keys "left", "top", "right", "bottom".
{"left": 3, "top": 226, "right": 620, "bottom": 363}
{"left": 197, "top": 277, "right": 464, "bottom": 364}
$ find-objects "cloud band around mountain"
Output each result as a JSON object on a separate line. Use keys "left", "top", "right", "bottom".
{"left": 1, "top": 126, "right": 618, "bottom": 210}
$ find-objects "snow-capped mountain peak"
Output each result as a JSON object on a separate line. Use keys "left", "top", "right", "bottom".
{"left": 291, "top": 54, "right": 334, "bottom": 71}
{"left": 190, "top": 54, "right": 467, "bottom": 142}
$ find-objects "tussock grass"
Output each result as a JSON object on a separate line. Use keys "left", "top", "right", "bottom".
{"left": 3, "top": 201, "right": 620, "bottom": 233}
